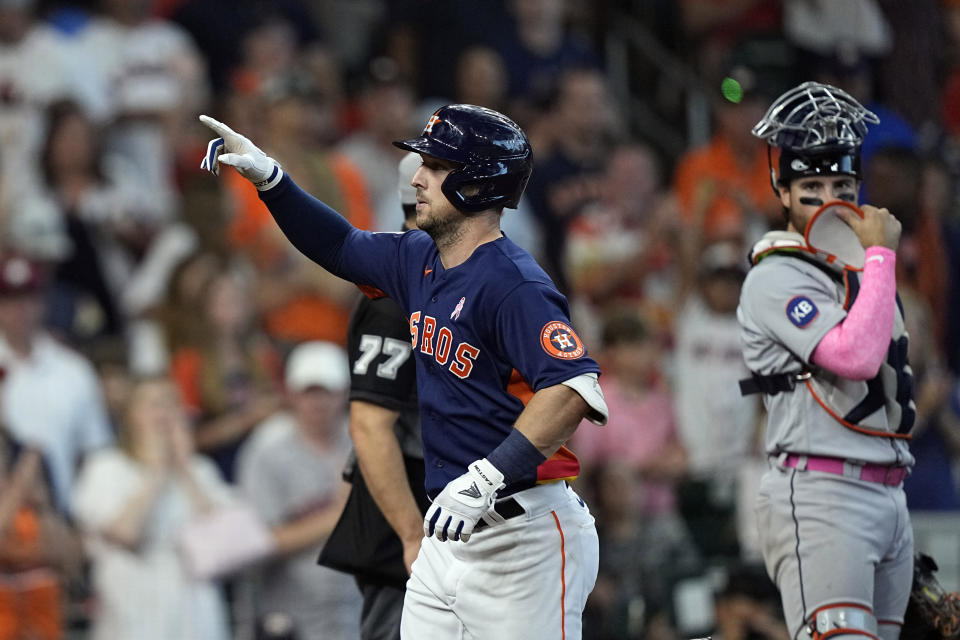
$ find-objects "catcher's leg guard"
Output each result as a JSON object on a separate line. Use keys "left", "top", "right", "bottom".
{"left": 806, "top": 603, "right": 879, "bottom": 640}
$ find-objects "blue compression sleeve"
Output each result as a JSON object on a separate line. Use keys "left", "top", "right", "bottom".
{"left": 258, "top": 174, "right": 355, "bottom": 276}
{"left": 487, "top": 429, "right": 546, "bottom": 485}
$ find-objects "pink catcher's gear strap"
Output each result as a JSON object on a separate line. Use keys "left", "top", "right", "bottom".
{"left": 811, "top": 247, "right": 896, "bottom": 380}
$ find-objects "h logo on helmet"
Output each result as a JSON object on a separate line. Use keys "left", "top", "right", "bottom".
{"left": 424, "top": 114, "right": 441, "bottom": 135}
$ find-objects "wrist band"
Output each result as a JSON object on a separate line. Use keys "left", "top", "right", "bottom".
{"left": 255, "top": 164, "right": 283, "bottom": 191}
{"left": 486, "top": 429, "right": 546, "bottom": 485}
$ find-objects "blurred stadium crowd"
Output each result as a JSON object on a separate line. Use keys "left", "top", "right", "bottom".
{"left": 0, "top": 0, "right": 959, "bottom": 638}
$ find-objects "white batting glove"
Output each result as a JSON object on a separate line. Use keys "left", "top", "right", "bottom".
{"left": 198, "top": 115, "right": 284, "bottom": 191}
{"left": 424, "top": 458, "right": 505, "bottom": 542}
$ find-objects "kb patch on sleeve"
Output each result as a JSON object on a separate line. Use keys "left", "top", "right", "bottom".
{"left": 786, "top": 296, "right": 818, "bottom": 328}
{"left": 540, "top": 321, "right": 585, "bottom": 359}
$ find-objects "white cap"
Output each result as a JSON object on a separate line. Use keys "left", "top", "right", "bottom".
{"left": 284, "top": 341, "right": 350, "bottom": 392}
{"left": 5, "top": 195, "right": 72, "bottom": 262}
{"left": 701, "top": 241, "right": 746, "bottom": 274}
{"left": 398, "top": 152, "right": 421, "bottom": 206}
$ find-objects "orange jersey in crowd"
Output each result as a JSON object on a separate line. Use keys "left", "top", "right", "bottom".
{"left": 224, "top": 154, "right": 373, "bottom": 346}
{"left": 673, "top": 136, "right": 779, "bottom": 239}
{"left": 0, "top": 509, "right": 62, "bottom": 640}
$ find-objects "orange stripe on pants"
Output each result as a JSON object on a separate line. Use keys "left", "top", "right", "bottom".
{"left": 551, "top": 511, "right": 566, "bottom": 640}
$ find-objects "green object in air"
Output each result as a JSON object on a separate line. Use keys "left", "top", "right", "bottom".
{"left": 721, "top": 77, "right": 743, "bottom": 104}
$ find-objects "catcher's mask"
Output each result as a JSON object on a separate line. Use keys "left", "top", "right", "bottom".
{"left": 393, "top": 104, "right": 533, "bottom": 215}
{"left": 752, "top": 81, "right": 879, "bottom": 194}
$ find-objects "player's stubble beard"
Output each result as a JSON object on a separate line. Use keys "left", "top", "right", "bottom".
{"left": 419, "top": 201, "right": 465, "bottom": 251}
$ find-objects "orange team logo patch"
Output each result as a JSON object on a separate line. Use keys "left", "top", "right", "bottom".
{"left": 540, "top": 321, "right": 585, "bottom": 359}
{"left": 424, "top": 114, "right": 441, "bottom": 135}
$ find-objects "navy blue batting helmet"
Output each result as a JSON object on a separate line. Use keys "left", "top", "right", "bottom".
{"left": 393, "top": 104, "right": 533, "bottom": 214}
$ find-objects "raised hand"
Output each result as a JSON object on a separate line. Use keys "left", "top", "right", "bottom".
{"left": 199, "top": 115, "right": 284, "bottom": 191}
{"left": 836, "top": 204, "right": 902, "bottom": 251}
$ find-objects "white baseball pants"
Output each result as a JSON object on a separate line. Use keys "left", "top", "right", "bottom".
{"left": 755, "top": 462, "right": 913, "bottom": 640}
{"left": 400, "top": 481, "right": 599, "bottom": 639}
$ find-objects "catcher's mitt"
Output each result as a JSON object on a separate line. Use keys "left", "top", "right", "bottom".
{"left": 902, "top": 553, "right": 960, "bottom": 640}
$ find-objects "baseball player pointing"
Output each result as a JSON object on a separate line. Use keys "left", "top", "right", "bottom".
{"left": 739, "top": 82, "right": 915, "bottom": 640}
{"left": 200, "top": 105, "right": 607, "bottom": 638}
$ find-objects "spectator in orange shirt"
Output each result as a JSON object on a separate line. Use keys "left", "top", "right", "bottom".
{"left": 0, "top": 445, "right": 64, "bottom": 640}
{"left": 0, "top": 370, "right": 82, "bottom": 640}
{"left": 672, "top": 65, "right": 782, "bottom": 243}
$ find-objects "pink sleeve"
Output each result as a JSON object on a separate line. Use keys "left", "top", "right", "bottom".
{"left": 811, "top": 246, "right": 897, "bottom": 380}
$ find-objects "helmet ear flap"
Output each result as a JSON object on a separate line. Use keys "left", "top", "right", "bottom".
{"left": 440, "top": 167, "right": 482, "bottom": 214}
{"left": 440, "top": 157, "right": 533, "bottom": 215}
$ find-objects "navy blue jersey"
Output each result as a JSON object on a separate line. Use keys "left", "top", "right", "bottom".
{"left": 262, "top": 176, "right": 601, "bottom": 497}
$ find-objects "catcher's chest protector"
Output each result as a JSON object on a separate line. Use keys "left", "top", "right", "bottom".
{"left": 744, "top": 244, "right": 915, "bottom": 439}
